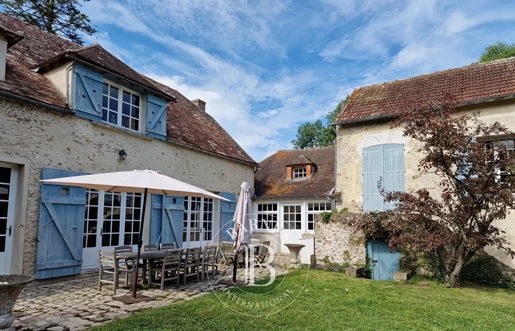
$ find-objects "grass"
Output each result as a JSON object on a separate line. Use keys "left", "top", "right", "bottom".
{"left": 89, "top": 269, "right": 515, "bottom": 331}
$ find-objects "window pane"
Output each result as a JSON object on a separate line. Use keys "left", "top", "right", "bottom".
{"left": 109, "top": 85, "right": 118, "bottom": 98}
{"left": 122, "top": 103, "right": 130, "bottom": 115}
{"left": 132, "top": 95, "right": 140, "bottom": 106}
{"left": 132, "top": 106, "right": 139, "bottom": 118}
{"left": 108, "top": 112, "right": 117, "bottom": 124}
{"left": 122, "top": 91, "right": 131, "bottom": 103}
{"left": 109, "top": 99, "right": 118, "bottom": 112}
{"left": 102, "top": 83, "right": 109, "bottom": 94}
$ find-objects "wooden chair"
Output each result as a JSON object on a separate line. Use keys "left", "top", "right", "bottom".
{"left": 114, "top": 245, "right": 134, "bottom": 269}
{"left": 160, "top": 242, "right": 176, "bottom": 250}
{"left": 180, "top": 247, "right": 201, "bottom": 285}
{"left": 255, "top": 241, "right": 271, "bottom": 267}
{"left": 144, "top": 244, "right": 159, "bottom": 251}
{"left": 149, "top": 249, "right": 182, "bottom": 290}
{"left": 98, "top": 250, "right": 132, "bottom": 295}
{"left": 219, "top": 241, "right": 235, "bottom": 266}
{"left": 200, "top": 245, "right": 218, "bottom": 281}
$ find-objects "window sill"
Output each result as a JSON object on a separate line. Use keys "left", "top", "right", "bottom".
{"left": 90, "top": 121, "right": 153, "bottom": 141}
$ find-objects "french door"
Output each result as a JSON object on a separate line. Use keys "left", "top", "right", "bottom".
{"left": 182, "top": 197, "right": 213, "bottom": 248}
{"left": 280, "top": 204, "right": 303, "bottom": 253}
{"left": 0, "top": 165, "right": 17, "bottom": 274}
{"left": 82, "top": 190, "right": 142, "bottom": 269}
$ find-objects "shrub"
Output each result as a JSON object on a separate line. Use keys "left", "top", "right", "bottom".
{"left": 460, "top": 254, "right": 512, "bottom": 287}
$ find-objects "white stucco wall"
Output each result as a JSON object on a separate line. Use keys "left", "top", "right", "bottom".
{"left": 335, "top": 100, "right": 515, "bottom": 268}
{"left": 0, "top": 97, "right": 254, "bottom": 274}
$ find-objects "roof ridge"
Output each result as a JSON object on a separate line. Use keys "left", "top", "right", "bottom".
{"left": 358, "top": 57, "right": 515, "bottom": 92}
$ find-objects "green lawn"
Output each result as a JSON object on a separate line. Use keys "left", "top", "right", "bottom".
{"left": 89, "top": 269, "right": 515, "bottom": 331}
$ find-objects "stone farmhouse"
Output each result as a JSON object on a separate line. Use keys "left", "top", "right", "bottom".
{"left": 333, "top": 57, "right": 515, "bottom": 278}
{"left": 253, "top": 146, "right": 336, "bottom": 263}
{"left": 0, "top": 13, "right": 256, "bottom": 279}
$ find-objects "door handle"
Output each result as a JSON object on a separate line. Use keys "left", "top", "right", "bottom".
{"left": 8, "top": 225, "right": 12, "bottom": 236}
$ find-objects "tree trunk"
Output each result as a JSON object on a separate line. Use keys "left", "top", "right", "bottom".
{"left": 449, "top": 256, "right": 464, "bottom": 288}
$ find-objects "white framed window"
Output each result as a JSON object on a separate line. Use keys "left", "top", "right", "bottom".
{"left": 283, "top": 205, "right": 302, "bottom": 229}
{"left": 293, "top": 167, "right": 306, "bottom": 178}
{"left": 485, "top": 137, "right": 515, "bottom": 188}
{"left": 102, "top": 81, "right": 141, "bottom": 132}
{"left": 256, "top": 203, "right": 278, "bottom": 230}
{"left": 307, "top": 202, "right": 332, "bottom": 231}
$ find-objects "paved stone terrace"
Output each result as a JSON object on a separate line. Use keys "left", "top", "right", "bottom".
{"left": 12, "top": 266, "right": 286, "bottom": 331}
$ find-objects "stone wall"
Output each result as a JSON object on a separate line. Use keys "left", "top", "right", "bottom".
{"left": 314, "top": 213, "right": 366, "bottom": 265}
{"left": 0, "top": 98, "right": 255, "bottom": 275}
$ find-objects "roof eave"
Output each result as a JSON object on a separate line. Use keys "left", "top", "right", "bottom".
{"left": 35, "top": 54, "right": 176, "bottom": 102}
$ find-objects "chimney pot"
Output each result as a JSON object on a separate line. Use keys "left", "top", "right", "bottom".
{"left": 191, "top": 99, "right": 206, "bottom": 111}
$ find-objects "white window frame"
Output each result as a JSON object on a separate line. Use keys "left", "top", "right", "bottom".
{"left": 485, "top": 137, "right": 515, "bottom": 187}
{"left": 307, "top": 202, "right": 332, "bottom": 231}
{"left": 293, "top": 167, "right": 307, "bottom": 178}
{"left": 256, "top": 203, "right": 278, "bottom": 230}
{"left": 102, "top": 80, "right": 142, "bottom": 133}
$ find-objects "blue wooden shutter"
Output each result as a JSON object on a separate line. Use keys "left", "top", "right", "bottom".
{"left": 363, "top": 145, "right": 383, "bottom": 212}
{"left": 37, "top": 168, "right": 87, "bottom": 279}
{"left": 219, "top": 192, "right": 236, "bottom": 242}
{"left": 150, "top": 195, "right": 184, "bottom": 248}
{"left": 383, "top": 144, "right": 405, "bottom": 210}
{"left": 73, "top": 65, "right": 103, "bottom": 121}
{"left": 146, "top": 95, "right": 167, "bottom": 140}
{"left": 363, "top": 144, "right": 405, "bottom": 212}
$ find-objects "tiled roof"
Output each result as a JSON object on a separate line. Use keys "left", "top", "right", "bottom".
{"left": 149, "top": 78, "right": 256, "bottom": 165}
{"left": 336, "top": 57, "right": 515, "bottom": 123}
{"left": 36, "top": 44, "right": 174, "bottom": 101}
{"left": 0, "top": 13, "right": 255, "bottom": 165}
{"left": 255, "top": 146, "right": 335, "bottom": 199}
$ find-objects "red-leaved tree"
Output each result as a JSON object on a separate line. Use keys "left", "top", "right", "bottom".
{"left": 348, "top": 98, "right": 515, "bottom": 288}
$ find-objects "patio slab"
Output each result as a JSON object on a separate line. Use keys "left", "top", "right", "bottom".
{"left": 11, "top": 266, "right": 287, "bottom": 331}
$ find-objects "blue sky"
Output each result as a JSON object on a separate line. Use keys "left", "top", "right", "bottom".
{"left": 80, "top": 0, "right": 515, "bottom": 162}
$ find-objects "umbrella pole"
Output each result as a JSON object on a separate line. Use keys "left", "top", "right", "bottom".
{"left": 132, "top": 188, "right": 148, "bottom": 298}
{"left": 232, "top": 250, "right": 238, "bottom": 282}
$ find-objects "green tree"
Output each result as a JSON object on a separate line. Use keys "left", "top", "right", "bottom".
{"left": 291, "top": 96, "right": 348, "bottom": 149}
{"left": 479, "top": 41, "right": 515, "bottom": 62}
{"left": 1, "top": 0, "right": 96, "bottom": 45}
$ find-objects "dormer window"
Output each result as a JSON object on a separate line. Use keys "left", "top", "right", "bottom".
{"left": 293, "top": 167, "right": 307, "bottom": 178}
{"left": 102, "top": 81, "right": 141, "bottom": 132}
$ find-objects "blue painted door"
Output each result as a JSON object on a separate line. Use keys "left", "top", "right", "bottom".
{"left": 37, "top": 168, "right": 87, "bottom": 279}
{"left": 150, "top": 195, "right": 184, "bottom": 248}
{"left": 219, "top": 192, "right": 236, "bottom": 242}
{"left": 367, "top": 240, "right": 400, "bottom": 280}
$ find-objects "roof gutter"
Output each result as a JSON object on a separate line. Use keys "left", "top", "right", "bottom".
{"left": 330, "top": 114, "right": 396, "bottom": 127}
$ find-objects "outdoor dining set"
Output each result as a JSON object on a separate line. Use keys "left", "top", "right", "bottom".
{"left": 98, "top": 240, "right": 270, "bottom": 294}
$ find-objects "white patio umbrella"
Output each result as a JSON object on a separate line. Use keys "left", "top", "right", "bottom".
{"left": 231, "top": 181, "right": 253, "bottom": 283}
{"left": 41, "top": 169, "right": 228, "bottom": 299}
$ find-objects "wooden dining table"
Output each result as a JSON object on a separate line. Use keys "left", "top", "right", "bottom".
{"left": 117, "top": 250, "right": 170, "bottom": 285}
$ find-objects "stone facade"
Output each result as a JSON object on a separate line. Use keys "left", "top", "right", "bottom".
{"left": 0, "top": 98, "right": 255, "bottom": 275}
{"left": 335, "top": 100, "right": 515, "bottom": 268}
{"left": 314, "top": 213, "right": 366, "bottom": 266}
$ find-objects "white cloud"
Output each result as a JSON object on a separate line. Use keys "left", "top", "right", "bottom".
{"left": 79, "top": 0, "right": 515, "bottom": 162}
